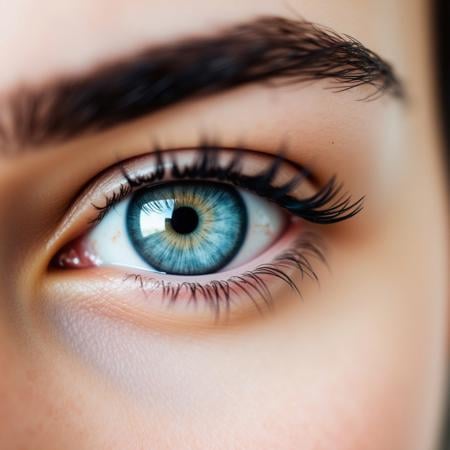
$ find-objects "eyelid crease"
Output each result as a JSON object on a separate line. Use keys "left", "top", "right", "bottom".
{"left": 89, "top": 145, "right": 364, "bottom": 226}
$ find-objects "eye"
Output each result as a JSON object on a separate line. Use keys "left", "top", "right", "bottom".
{"left": 76, "top": 180, "right": 286, "bottom": 275}
{"left": 51, "top": 147, "right": 362, "bottom": 320}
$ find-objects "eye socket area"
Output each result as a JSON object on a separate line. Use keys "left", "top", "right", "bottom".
{"left": 55, "top": 179, "right": 289, "bottom": 276}
{"left": 45, "top": 147, "right": 364, "bottom": 324}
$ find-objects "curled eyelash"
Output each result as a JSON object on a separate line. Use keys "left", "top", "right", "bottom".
{"left": 123, "top": 232, "right": 326, "bottom": 321}
{"left": 91, "top": 143, "right": 364, "bottom": 224}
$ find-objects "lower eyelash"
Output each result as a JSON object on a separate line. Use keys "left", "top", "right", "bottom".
{"left": 122, "top": 232, "right": 325, "bottom": 320}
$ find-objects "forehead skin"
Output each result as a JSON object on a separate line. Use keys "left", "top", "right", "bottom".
{"left": 0, "top": 1, "right": 447, "bottom": 450}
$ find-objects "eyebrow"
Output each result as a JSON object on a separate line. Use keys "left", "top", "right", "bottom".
{"left": 0, "top": 16, "right": 403, "bottom": 151}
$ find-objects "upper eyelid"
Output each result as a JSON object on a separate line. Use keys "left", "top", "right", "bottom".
{"left": 89, "top": 146, "right": 312, "bottom": 222}
{"left": 85, "top": 146, "right": 363, "bottom": 226}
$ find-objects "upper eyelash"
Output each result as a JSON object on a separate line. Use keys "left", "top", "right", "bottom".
{"left": 91, "top": 143, "right": 364, "bottom": 224}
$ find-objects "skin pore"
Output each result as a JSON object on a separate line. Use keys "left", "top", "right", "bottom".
{"left": 0, "top": 0, "right": 447, "bottom": 449}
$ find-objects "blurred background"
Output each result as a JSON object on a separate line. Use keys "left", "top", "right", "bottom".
{"left": 435, "top": 0, "right": 449, "bottom": 447}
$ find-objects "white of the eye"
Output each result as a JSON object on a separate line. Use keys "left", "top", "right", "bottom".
{"left": 222, "top": 190, "right": 284, "bottom": 270}
{"left": 85, "top": 188, "right": 286, "bottom": 273}
{"left": 87, "top": 201, "right": 153, "bottom": 271}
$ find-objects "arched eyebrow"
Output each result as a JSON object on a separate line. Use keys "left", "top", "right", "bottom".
{"left": 0, "top": 16, "right": 404, "bottom": 152}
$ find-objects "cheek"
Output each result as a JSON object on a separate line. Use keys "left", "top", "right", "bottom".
{"left": 42, "top": 290, "right": 428, "bottom": 450}
{"left": 234, "top": 308, "right": 436, "bottom": 450}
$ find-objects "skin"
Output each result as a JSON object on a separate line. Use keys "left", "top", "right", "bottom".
{"left": 0, "top": 0, "right": 447, "bottom": 449}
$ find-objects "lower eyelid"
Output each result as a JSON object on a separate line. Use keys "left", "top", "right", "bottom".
{"left": 45, "top": 225, "right": 326, "bottom": 329}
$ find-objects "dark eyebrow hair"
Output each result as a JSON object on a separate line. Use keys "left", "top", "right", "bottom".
{"left": 0, "top": 16, "right": 403, "bottom": 151}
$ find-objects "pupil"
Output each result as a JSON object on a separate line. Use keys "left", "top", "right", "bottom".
{"left": 170, "top": 206, "right": 199, "bottom": 234}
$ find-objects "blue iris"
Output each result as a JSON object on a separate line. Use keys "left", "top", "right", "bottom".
{"left": 126, "top": 181, "right": 248, "bottom": 275}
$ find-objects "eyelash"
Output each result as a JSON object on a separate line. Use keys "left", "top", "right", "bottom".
{"left": 122, "top": 232, "right": 326, "bottom": 319}
{"left": 62, "top": 143, "right": 363, "bottom": 318}
{"left": 91, "top": 143, "right": 364, "bottom": 225}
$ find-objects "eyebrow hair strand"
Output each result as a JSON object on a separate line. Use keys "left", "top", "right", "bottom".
{"left": 0, "top": 16, "right": 403, "bottom": 151}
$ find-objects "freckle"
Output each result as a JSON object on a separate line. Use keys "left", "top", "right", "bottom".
{"left": 252, "top": 223, "right": 273, "bottom": 238}
{"left": 111, "top": 230, "right": 122, "bottom": 242}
